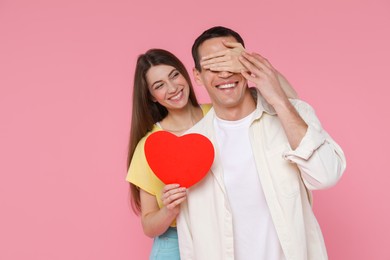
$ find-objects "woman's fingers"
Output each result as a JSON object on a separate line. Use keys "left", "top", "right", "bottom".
{"left": 165, "top": 195, "right": 187, "bottom": 210}
{"left": 222, "top": 40, "right": 244, "bottom": 49}
{"left": 251, "top": 52, "right": 273, "bottom": 69}
{"left": 201, "top": 56, "right": 230, "bottom": 68}
{"left": 162, "top": 185, "right": 185, "bottom": 199}
{"left": 162, "top": 184, "right": 187, "bottom": 208}
{"left": 240, "top": 52, "right": 269, "bottom": 74}
{"left": 162, "top": 183, "right": 179, "bottom": 192}
{"left": 239, "top": 53, "right": 267, "bottom": 79}
{"left": 201, "top": 49, "right": 229, "bottom": 62}
{"left": 201, "top": 41, "right": 246, "bottom": 73}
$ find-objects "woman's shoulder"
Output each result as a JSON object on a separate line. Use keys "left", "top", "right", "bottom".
{"left": 200, "top": 103, "right": 212, "bottom": 115}
{"left": 136, "top": 124, "right": 163, "bottom": 148}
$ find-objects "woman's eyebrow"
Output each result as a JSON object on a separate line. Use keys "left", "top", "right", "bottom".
{"left": 151, "top": 69, "right": 177, "bottom": 87}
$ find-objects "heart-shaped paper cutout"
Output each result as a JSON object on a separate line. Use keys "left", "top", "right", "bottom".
{"left": 144, "top": 131, "right": 214, "bottom": 188}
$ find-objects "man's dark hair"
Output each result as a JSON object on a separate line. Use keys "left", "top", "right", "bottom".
{"left": 192, "top": 26, "right": 245, "bottom": 71}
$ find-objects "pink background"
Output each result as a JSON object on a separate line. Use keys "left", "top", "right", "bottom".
{"left": 1, "top": 0, "right": 389, "bottom": 259}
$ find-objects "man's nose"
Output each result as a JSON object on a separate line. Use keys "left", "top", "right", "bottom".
{"left": 218, "top": 70, "right": 233, "bottom": 78}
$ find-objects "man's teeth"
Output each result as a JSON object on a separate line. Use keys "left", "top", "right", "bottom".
{"left": 218, "top": 83, "right": 235, "bottom": 89}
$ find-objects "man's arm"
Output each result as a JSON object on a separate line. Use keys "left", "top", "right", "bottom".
{"left": 284, "top": 99, "right": 346, "bottom": 189}
{"left": 240, "top": 52, "right": 346, "bottom": 188}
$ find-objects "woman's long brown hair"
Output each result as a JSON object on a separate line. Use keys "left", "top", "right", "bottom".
{"left": 127, "top": 49, "right": 199, "bottom": 214}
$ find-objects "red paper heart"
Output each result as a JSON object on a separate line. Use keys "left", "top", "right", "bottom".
{"left": 144, "top": 131, "right": 214, "bottom": 188}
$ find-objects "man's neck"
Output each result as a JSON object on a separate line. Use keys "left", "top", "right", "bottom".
{"left": 214, "top": 92, "right": 256, "bottom": 121}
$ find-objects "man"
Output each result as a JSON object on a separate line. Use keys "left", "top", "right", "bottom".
{"left": 177, "top": 26, "right": 346, "bottom": 260}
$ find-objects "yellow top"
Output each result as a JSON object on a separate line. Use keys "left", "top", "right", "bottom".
{"left": 126, "top": 104, "right": 212, "bottom": 225}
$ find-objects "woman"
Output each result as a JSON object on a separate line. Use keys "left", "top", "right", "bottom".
{"left": 126, "top": 47, "right": 297, "bottom": 259}
{"left": 127, "top": 49, "right": 207, "bottom": 260}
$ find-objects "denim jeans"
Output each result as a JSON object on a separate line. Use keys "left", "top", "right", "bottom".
{"left": 150, "top": 227, "right": 180, "bottom": 260}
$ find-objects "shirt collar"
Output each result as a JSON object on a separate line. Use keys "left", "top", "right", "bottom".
{"left": 250, "top": 87, "right": 277, "bottom": 120}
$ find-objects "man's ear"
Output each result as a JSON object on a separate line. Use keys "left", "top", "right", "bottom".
{"left": 193, "top": 67, "right": 203, "bottom": 86}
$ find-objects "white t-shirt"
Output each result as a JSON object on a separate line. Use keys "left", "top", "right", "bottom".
{"left": 214, "top": 111, "right": 285, "bottom": 260}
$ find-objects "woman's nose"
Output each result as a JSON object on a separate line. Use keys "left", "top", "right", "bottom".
{"left": 167, "top": 81, "right": 178, "bottom": 93}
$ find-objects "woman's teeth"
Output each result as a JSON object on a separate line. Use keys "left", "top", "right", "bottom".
{"left": 170, "top": 91, "right": 182, "bottom": 100}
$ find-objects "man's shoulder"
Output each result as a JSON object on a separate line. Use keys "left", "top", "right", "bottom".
{"left": 186, "top": 107, "right": 215, "bottom": 136}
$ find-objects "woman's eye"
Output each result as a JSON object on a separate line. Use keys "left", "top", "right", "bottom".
{"left": 172, "top": 71, "right": 180, "bottom": 79}
{"left": 154, "top": 83, "right": 164, "bottom": 90}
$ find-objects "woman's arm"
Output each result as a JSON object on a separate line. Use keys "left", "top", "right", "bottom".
{"left": 277, "top": 72, "right": 298, "bottom": 99}
{"left": 140, "top": 184, "right": 186, "bottom": 238}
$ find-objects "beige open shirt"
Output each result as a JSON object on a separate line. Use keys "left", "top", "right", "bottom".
{"left": 177, "top": 90, "right": 346, "bottom": 260}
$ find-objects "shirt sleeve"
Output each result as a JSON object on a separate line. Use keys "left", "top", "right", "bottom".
{"left": 282, "top": 100, "right": 347, "bottom": 190}
{"left": 126, "top": 137, "right": 162, "bottom": 197}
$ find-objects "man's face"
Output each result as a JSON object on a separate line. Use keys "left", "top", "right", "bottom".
{"left": 193, "top": 36, "right": 250, "bottom": 116}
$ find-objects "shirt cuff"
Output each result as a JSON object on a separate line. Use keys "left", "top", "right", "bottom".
{"left": 283, "top": 124, "right": 326, "bottom": 161}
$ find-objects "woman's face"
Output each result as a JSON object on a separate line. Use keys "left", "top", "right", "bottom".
{"left": 146, "top": 64, "right": 190, "bottom": 110}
